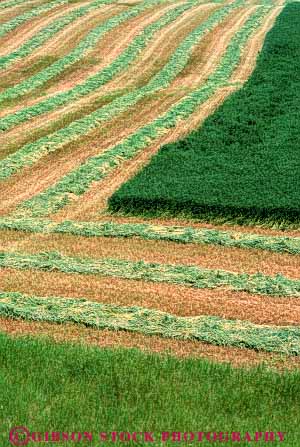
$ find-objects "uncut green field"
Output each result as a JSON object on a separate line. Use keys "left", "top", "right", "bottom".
{"left": 0, "top": 0, "right": 299, "bottom": 444}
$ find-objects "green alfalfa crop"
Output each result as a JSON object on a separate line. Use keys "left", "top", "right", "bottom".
{"left": 109, "top": 3, "right": 300, "bottom": 226}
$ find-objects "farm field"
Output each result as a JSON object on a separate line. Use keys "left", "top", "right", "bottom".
{"left": 0, "top": 0, "right": 299, "bottom": 444}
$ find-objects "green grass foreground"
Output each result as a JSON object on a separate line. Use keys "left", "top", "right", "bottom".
{"left": 109, "top": 2, "right": 300, "bottom": 226}
{"left": 0, "top": 332, "right": 300, "bottom": 446}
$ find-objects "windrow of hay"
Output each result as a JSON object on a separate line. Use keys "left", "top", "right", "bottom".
{"left": 1, "top": 317, "right": 299, "bottom": 369}
{"left": 0, "top": 291, "right": 299, "bottom": 355}
{"left": 4, "top": 228, "right": 300, "bottom": 279}
{"left": 0, "top": 2, "right": 245, "bottom": 215}
{"left": 1, "top": 218, "right": 300, "bottom": 254}
{"left": 0, "top": 0, "right": 202, "bottom": 132}
{"left": 1, "top": 268, "right": 300, "bottom": 326}
{"left": 0, "top": 250, "right": 300, "bottom": 298}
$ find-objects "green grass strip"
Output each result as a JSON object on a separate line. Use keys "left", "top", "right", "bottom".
{"left": 0, "top": 0, "right": 168, "bottom": 102}
{"left": 1, "top": 217, "right": 300, "bottom": 255}
{"left": 0, "top": 250, "right": 299, "bottom": 297}
{"left": 1, "top": 335, "right": 299, "bottom": 446}
{"left": 0, "top": 0, "right": 71, "bottom": 38}
{"left": 0, "top": 0, "right": 248, "bottom": 181}
{"left": 15, "top": 3, "right": 271, "bottom": 216}
{"left": 0, "top": 291, "right": 299, "bottom": 355}
{"left": 0, "top": 0, "right": 117, "bottom": 70}
{"left": 0, "top": 1, "right": 196, "bottom": 129}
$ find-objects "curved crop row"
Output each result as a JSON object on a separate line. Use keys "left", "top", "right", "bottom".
{"left": 0, "top": 250, "right": 299, "bottom": 297}
{"left": 0, "top": 0, "right": 71, "bottom": 39}
{"left": 0, "top": 0, "right": 246, "bottom": 180}
{"left": 0, "top": 0, "right": 117, "bottom": 70}
{"left": 0, "top": 0, "right": 169, "bottom": 102}
{"left": 0, "top": 292, "right": 299, "bottom": 355}
{"left": 0, "top": 1, "right": 197, "bottom": 129}
{"left": 0, "top": 217, "right": 300, "bottom": 255}
{"left": 16, "top": 4, "right": 272, "bottom": 217}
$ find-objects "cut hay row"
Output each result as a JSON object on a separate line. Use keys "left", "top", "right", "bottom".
{"left": 3, "top": 227, "right": 298, "bottom": 283}
{"left": 3, "top": 267, "right": 300, "bottom": 326}
{"left": 2, "top": 318, "right": 299, "bottom": 369}
{"left": 0, "top": 0, "right": 120, "bottom": 70}
{"left": 0, "top": 1, "right": 89, "bottom": 57}
{"left": 0, "top": 217, "right": 300, "bottom": 255}
{"left": 0, "top": 4, "right": 133, "bottom": 105}
{"left": 0, "top": 0, "right": 168, "bottom": 103}
{"left": 0, "top": 1, "right": 198, "bottom": 129}
{"left": 13, "top": 4, "right": 273, "bottom": 217}
{"left": 0, "top": 0, "right": 71, "bottom": 38}
{"left": 0, "top": 291, "right": 299, "bottom": 355}
{"left": 0, "top": 250, "right": 299, "bottom": 297}
{"left": 0, "top": 0, "right": 244, "bottom": 181}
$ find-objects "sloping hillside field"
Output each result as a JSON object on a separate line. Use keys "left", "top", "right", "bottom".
{"left": 0, "top": 0, "right": 300, "bottom": 441}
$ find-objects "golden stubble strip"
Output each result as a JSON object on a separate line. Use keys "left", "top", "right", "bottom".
{"left": 6, "top": 231, "right": 300, "bottom": 279}
{"left": 1, "top": 268, "right": 300, "bottom": 327}
{"left": 0, "top": 4, "right": 123, "bottom": 91}
{"left": 231, "top": 4, "right": 283, "bottom": 83}
{"left": 1, "top": 7, "right": 288, "bottom": 228}
{"left": 102, "top": 2, "right": 222, "bottom": 92}
{"left": 51, "top": 2, "right": 239, "bottom": 136}
{"left": 45, "top": 0, "right": 202, "bottom": 94}
{"left": 0, "top": 317, "right": 299, "bottom": 370}
{"left": 0, "top": 229, "right": 29, "bottom": 248}
{"left": 65, "top": 86, "right": 237, "bottom": 221}
{"left": 0, "top": 0, "right": 190, "bottom": 144}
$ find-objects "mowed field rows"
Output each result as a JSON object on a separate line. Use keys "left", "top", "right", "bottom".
{"left": 0, "top": 0, "right": 299, "bottom": 375}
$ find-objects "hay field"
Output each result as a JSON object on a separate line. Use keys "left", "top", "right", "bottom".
{"left": 0, "top": 0, "right": 300, "bottom": 446}
{"left": 0, "top": 1, "right": 300, "bottom": 439}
